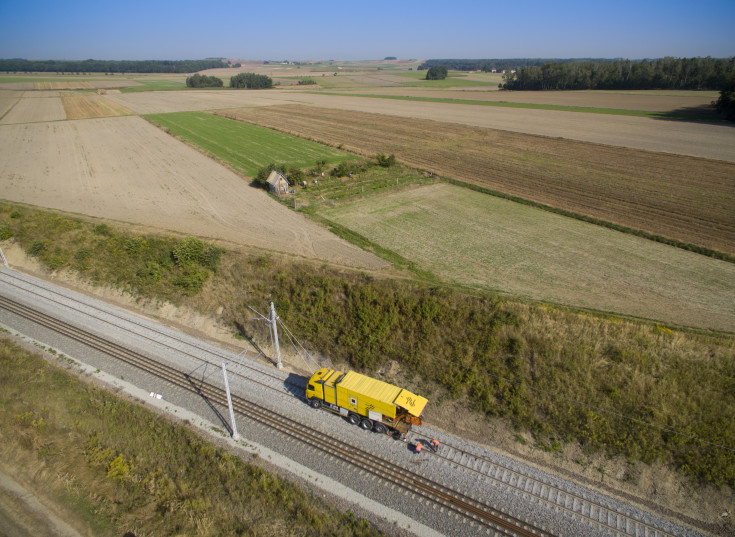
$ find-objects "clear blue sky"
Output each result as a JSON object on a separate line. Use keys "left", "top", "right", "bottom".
{"left": 1, "top": 0, "right": 733, "bottom": 61}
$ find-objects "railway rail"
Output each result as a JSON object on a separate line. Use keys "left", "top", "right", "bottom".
{"left": 0, "top": 292, "right": 550, "bottom": 537}
{"left": 0, "top": 269, "right": 698, "bottom": 537}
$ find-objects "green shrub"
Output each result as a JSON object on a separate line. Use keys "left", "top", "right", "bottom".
{"left": 137, "top": 261, "right": 163, "bottom": 282}
{"left": 0, "top": 224, "right": 12, "bottom": 240}
{"left": 200, "top": 244, "right": 224, "bottom": 271}
{"left": 332, "top": 160, "right": 370, "bottom": 177}
{"left": 125, "top": 236, "right": 144, "bottom": 256}
{"left": 172, "top": 237, "right": 205, "bottom": 266}
{"left": 376, "top": 153, "right": 396, "bottom": 167}
{"left": 288, "top": 167, "right": 305, "bottom": 185}
{"left": 28, "top": 240, "right": 48, "bottom": 256}
{"left": 173, "top": 266, "right": 209, "bottom": 294}
{"left": 93, "top": 223, "right": 112, "bottom": 236}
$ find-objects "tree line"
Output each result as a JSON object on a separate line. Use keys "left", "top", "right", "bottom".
{"left": 418, "top": 58, "right": 599, "bottom": 72}
{"left": 230, "top": 72, "right": 272, "bottom": 89}
{"left": 501, "top": 57, "right": 734, "bottom": 91}
{"left": 186, "top": 74, "right": 223, "bottom": 88}
{"left": 0, "top": 58, "right": 226, "bottom": 74}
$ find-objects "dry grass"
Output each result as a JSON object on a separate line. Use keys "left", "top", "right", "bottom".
{"left": 320, "top": 183, "right": 735, "bottom": 331}
{"left": 34, "top": 81, "right": 94, "bottom": 90}
{"left": 61, "top": 94, "right": 133, "bottom": 119}
{"left": 215, "top": 104, "right": 735, "bottom": 256}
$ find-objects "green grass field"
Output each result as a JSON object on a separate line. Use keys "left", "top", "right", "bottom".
{"left": 144, "top": 111, "right": 353, "bottom": 176}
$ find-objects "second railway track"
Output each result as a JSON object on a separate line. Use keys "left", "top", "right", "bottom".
{"left": 0, "top": 269, "right": 704, "bottom": 537}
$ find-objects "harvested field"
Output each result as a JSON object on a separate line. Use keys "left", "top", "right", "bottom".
{"left": 105, "top": 89, "right": 296, "bottom": 114}
{"left": 0, "top": 116, "right": 387, "bottom": 270}
{"left": 321, "top": 183, "right": 735, "bottom": 331}
{"left": 35, "top": 81, "right": 94, "bottom": 90}
{"left": 332, "top": 88, "right": 718, "bottom": 113}
{"left": 61, "top": 94, "right": 133, "bottom": 119}
{"left": 105, "top": 90, "right": 735, "bottom": 161}
{"left": 0, "top": 92, "right": 66, "bottom": 124}
{"left": 0, "top": 90, "right": 21, "bottom": 118}
{"left": 270, "top": 93, "right": 735, "bottom": 161}
{"left": 215, "top": 104, "right": 735, "bottom": 256}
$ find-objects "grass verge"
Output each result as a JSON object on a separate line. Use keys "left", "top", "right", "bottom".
{"left": 0, "top": 337, "right": 382, "bottom": 536}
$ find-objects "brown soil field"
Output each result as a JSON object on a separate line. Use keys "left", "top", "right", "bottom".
{"left": 105, "top": 89, "right": 735, "bottom": 162}
{"left": 0, "top": 115, "right": 387, "bottom": 271}
{"left": 0, "top": 92, "right": 66, "bottom": 124}
{"left": 61, "top": 93, "right": 133, "bottom": 119}
{"left": 215, "top": 104, "right": 735, "bottom": 256}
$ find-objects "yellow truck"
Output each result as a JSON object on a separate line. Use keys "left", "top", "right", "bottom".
{"left": 305, "top": 367, "right": 427, "bottom": 436}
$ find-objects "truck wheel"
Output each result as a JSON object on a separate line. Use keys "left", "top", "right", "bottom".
{"left": 348, "top": 413, "right": 360, "bottom": 425}
{"left": 359, "top": 419, "right": 373, "bottom": 431}
{"left": 309, "top": 398, "right": 322, "bottom": 409}
{"left": 373, "top": 423, "right": 387, "bottom": 435}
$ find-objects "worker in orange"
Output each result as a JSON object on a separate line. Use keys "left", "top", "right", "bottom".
{"left": 415, "top": 441, "right": 423, "bottom": 454}
{"left": 430, "top": 439, "right": 439, "bottom": 452}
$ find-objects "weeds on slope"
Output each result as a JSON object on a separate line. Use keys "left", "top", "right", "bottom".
{"left": 0, "top": 338, "right": 382, "bottom": 537}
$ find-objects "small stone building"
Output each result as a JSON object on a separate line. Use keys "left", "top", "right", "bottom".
{"left": 266, "top": 170, "right": 289, "bottom": 196}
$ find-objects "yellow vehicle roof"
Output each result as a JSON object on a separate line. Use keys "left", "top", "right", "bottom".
{"left": 338, "top": 371, "right": 427, "bottom": 417}
{"left": 394, "top": 389, "right": 428, "bottom": 417}
{"left": 339, "top": 371, "right": 402, "bottom": 403}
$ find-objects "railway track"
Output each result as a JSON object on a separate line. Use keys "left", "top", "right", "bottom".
{"left": 0, "top": 291, "right": 551, "bottom": 537}
{"left": 0, "top": 269, "right": 697, "bottom": 537}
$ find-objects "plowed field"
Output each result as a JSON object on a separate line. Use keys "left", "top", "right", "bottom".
{"left": 215, "top": 105, "right": 735, "bottom": 256}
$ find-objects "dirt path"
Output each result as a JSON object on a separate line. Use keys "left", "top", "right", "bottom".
{"left": 0, "top": 468, "right": 83, "bottom": 537}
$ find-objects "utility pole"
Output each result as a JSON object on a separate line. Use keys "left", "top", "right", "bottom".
{"left": 270, "top": 302, "right": 283, "bottom": 369}
{"left": 221, "top": 363, "right": 240, "bottom": 440}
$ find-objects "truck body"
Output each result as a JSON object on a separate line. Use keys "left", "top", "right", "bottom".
{"left": 305, "top": 367, "right": 427, "bottom": 435}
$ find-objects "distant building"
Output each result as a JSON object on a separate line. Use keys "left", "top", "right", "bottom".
{"left": 266, "top": 170, "right": 289, "bottom": 196}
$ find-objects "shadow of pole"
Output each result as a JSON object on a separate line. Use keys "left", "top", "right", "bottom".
{"left": 184, "top": 373, "right": 233, "bottom": 436}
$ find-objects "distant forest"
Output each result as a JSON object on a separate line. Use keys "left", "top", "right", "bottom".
{"left": 0, "top": 58, "right": 227, "bottom": 74}
{"left": 420, "top": 57, "right": 734, "bottom": 91}
{"left": 418, "top": 58, "right": 597, "bottom": 71}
